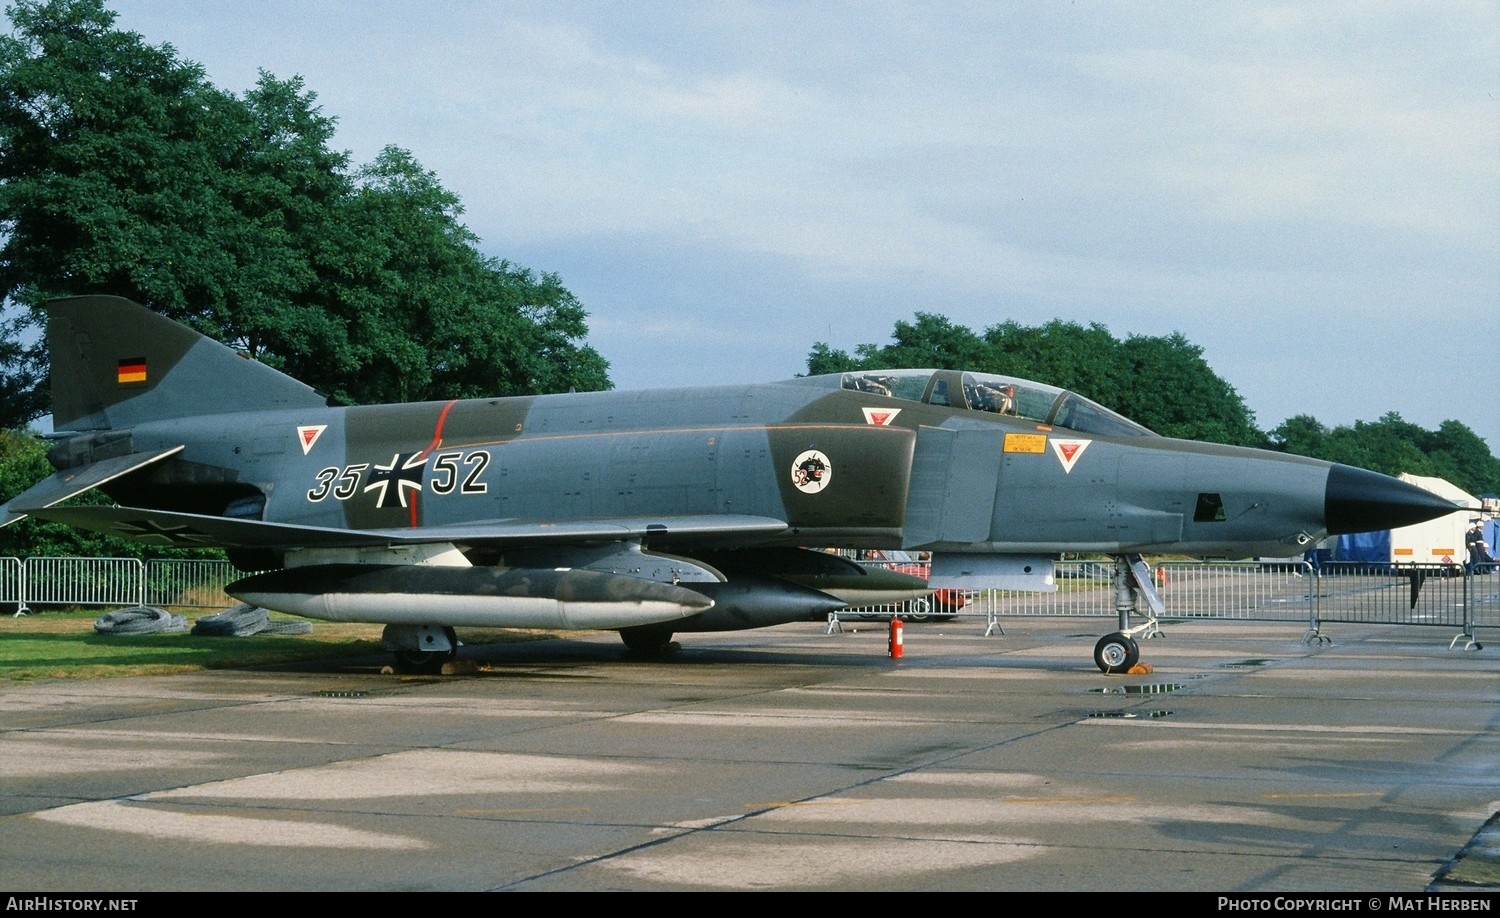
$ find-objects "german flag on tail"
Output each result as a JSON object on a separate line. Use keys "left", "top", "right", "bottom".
{"left": 117, "top": 357, "right": 147, "bottom": 385}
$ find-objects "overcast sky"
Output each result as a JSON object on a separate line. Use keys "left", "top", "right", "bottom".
{"left": 99, "top": 1, "right": 1499, "bottom": 453}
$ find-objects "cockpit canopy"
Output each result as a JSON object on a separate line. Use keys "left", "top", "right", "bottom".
{"left": 830, "top": 369, "right": 1156, "bottom": 438}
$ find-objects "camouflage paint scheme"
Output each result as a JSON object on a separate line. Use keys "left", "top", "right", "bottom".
{"left": 3, "top": 296, "right": 1456, "bottom": 671}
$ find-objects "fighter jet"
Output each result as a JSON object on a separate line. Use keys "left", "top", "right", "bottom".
{"left": 1, "top": 296, "right": 1457, "bottom": 673}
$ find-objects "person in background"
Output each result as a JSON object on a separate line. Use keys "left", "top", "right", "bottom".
{"left": 1466, "top": 520, "right": 1494, "bottom": 571}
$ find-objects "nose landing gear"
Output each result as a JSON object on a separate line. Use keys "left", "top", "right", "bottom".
{"left": 1094, "top": 555, "right": 1164, "bottom": 674}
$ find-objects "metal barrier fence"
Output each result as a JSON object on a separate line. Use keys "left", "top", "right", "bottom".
{"left": 7, "top": 556, "right": 1498, "bottom": 648}
{"left": 19, "top": 557, "right": 145, "bottom": 611}
{"left": 833, "top": 559, "right": 1498, "bottom": 647}
{"left": 1, "top": 557, "right": 19, "bottom": 609}
{"left": 143, "top": 559, "right": 248, "bottom": 609}
{"left": 7, "top": 557, "right": 249, "bottom": 615}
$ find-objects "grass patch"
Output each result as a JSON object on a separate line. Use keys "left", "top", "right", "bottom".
{"left": 0, "top": 608, "right": 562, "bottom": 682}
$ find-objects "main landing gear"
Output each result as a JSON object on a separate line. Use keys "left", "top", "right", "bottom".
{"left": 383, "top": 624, "right": 458, "bottom": 674}
{"left": 619, "top": 624, "right": 679, "bottom": 657}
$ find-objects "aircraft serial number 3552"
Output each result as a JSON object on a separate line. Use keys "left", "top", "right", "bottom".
{"left": 306, "top": 451, "right": 491, "bottom": 504}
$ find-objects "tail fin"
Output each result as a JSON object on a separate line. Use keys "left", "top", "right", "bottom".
{"left": 47, "top": 295, "right": 327, "bottom": 431}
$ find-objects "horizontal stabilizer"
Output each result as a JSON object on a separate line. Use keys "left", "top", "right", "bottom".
{"left": 0, "top": 445, "right": 184, "bottom": 529}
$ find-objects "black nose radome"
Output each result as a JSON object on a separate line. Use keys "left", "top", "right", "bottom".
{"left": 1324, "top": 464, "right": 1460, "bottom": 535}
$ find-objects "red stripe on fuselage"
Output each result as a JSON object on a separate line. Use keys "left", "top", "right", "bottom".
{"left": 408, "top": 400, "right": 460, "bottom": 528}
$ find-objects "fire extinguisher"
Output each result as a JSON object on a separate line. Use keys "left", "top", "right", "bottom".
{"left": 889, "top": 615, "right": 904, "bottom": 659}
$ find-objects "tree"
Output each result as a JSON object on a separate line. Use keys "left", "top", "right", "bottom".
{"left": 0, "top": 0, "right": 612, "bottom": 557}
{"left": 1425, "top": 420, "right": 1500, "bottom": 498}
{"left": 1268, "top": 415, "right": 1328, "bottom": 459}
{"left": 1118, "top": 333, "right": 1265, "bottom": 447}
{"left": 983, "top": 319, "right": 1125, "bottom": 397}
{"left": 1271, "top": 412, "right": 1500, "bottom": 497}
{"left": 805, "top": 341, "right": 863, "bottom": 377}
{"left": 876, "top": 313, "right": 990, "bottom": 370}
{"left": 0, "top": 0, "right": 609, "bottom": 429}
{"left": 0, "top": 1, "right": 308, "bottom": 363}
{"left": 304, "top": 147, "right": 609, "bottom": 404}
{"left": 0, "top": 309, "right": 41, "bottom": 426}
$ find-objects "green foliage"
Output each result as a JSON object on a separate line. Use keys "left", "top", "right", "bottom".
{"left": 0, "top": 0, "right": 609, "bottom": 425}
{"left": 983, "top": 319, "right": 1126, "bottom": 396}
{"left": 1268, "top": 413, "right": 1500, "bottom": 498}
{"left": 806, "top": 341, "right": 862, "bottom": 376}
{"left": 0, "top": 310, "right": 41, "bottom": 424}
{"left": 875, "top": 314, "right": 990, "bottom": 369}
{"left": 1118, "top": 333, "right": 1267, "bottom": 448}
{"left": 0, "top": 609, "right": 388, "bottom": 681}
{"left": 0, "top": 0, "right": 611, "bottom": 556}
{"left": 810, "top": 313, "right": 1265, "bottom": 447}
{"left": 303, "top": 147, "right": 610, "bottom": 404}
{"left": 0, "top": 610, "right": 557, "bottom": 682}
{"left": 1427, "top": 420, "right": 1499, "bottom": 497}
{"left": 1268, "top": 415, "right": 1327, "bottom": 459}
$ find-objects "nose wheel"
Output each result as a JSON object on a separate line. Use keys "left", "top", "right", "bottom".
{"left": 1094, "top": 632, "right": 1140, "bottom": 674}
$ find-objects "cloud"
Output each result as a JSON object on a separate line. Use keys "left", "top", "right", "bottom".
{"left": 97, "top": 1, "right": 1500, "bottom": 448}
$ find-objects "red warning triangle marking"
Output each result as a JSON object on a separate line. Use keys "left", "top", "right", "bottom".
{"left": 1050, "top": 438, "right": 1091, "bottom": 474}
{"left": 297, "top": 425, "right": 327, "bottom": 455}
{"left": 861, "top": 407, "right": 901, "bottom": 426}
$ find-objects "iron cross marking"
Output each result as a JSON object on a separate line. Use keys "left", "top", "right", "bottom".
{"left": 115, "top": 519, "right": 215, "bottom": 546}
{"left": 364, "top": 451, "right": 426, "bottom": 509}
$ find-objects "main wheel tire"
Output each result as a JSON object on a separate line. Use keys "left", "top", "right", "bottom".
{"left": 394, "top": 649, "right": 450, "bottom": 675}
{"left": 1094, "top": 632, "right": 1140, "bottom": 674}
{"left": 619, "top": 625, "right": 675, "bottom": 656}
{"left": 392, "top": 626, "right": 458, "bottom": 674}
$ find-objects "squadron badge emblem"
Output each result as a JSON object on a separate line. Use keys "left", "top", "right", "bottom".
{"left": 790, "top": 449, "right": 832, "bottom": 494}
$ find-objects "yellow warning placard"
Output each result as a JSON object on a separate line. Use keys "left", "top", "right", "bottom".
{"left": 1004, "top": 433, "right": 1047, "bottom": 454}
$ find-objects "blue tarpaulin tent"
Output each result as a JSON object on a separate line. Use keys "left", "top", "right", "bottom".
{"left": 1336, "top": 529, "right": 1392, "bottom": 564}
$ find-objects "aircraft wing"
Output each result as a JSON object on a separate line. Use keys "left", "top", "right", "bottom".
{"left": 1, "top": 446, "right": 185, "bottom": 529}
{"left": 21, "top": 503, "right": 791, "bottom": 550}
